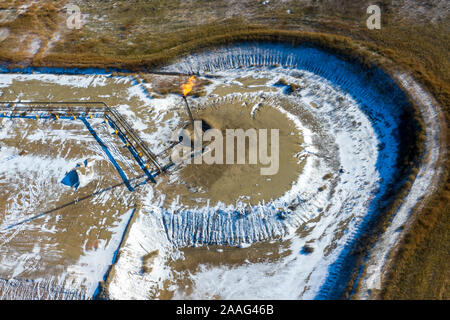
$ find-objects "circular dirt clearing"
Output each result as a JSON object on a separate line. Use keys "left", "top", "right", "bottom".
{"left": 155, "top": 96, "right": 304, "bottom": 207}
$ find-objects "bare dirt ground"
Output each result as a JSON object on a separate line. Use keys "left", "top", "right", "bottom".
{"left": 0, "top": 74, "right": 154, "bottom": 297}
{"left": 155, "top": 96, "right": 303, "bottom": 207}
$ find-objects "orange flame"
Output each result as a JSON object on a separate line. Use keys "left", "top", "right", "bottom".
{"left": 182, "top": 76, "right": 196, "bottom": 96}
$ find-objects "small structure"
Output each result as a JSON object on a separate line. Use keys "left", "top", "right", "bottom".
{"left": 61, "top": 159, "right": 95, "bottom": 190}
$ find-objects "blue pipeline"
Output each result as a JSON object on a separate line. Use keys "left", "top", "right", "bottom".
{"left": 0, "top": 114, "right": 104, "bottom": 119}
{"left": 104, "top": 115, "right": 156, "bottom": 183}
{"left": 92, "top": 208, "right": 136, "bottom": 300}
{"left": 0, "top": 65, "right": 129, "bottom": 76}
{"left": 81, "top": 118, "right": 134, "bottom": 192}
{"left": 0, "top": 113, "right": 154, "bottom": 187}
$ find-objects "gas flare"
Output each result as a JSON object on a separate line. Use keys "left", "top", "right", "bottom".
{"left": 182, "top": 76, "right": 196, "bottom": 96}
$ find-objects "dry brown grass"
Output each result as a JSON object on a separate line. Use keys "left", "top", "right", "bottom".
{"left": 0, "top": 1, "right": 66, "bottom": 60}
{"left": 141, "top": 250, "right": 159, "bottom": 274}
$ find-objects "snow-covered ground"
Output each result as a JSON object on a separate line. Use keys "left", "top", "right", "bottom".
{"left": 0, "top": 43, "right": 441, "bottom": 300}
{"left": 107, "top": 43, "right": 427, "bottom": 299}
{"left": 356, "top": 72, "right": 443, "bottom": 299}
{"left": 0, "top": 73, "right": 153, "bottom": 298}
